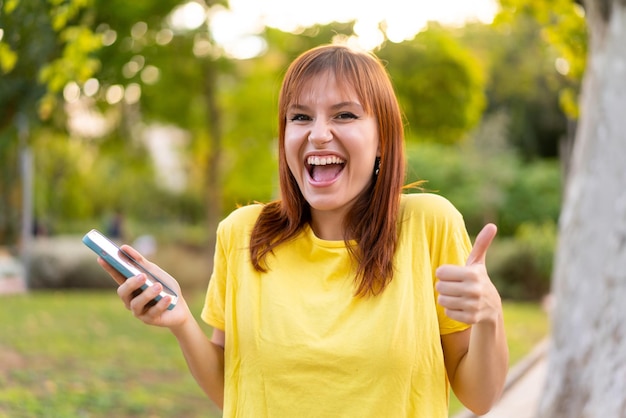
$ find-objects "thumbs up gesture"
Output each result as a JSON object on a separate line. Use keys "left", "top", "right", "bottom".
{"left": 435, "top": 223, "right": 502, "bottom": 325}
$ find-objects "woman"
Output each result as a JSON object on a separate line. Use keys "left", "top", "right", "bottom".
{"left": 101, "top": 44, "right": 508, "bottom": 417}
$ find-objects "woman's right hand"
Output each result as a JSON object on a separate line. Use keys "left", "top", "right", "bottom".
{"left": 97, "top": 244, "right": 192, "bottom": 329}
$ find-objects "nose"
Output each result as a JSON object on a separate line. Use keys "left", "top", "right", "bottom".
{"left": 308, "top": 119, "right": 332, "bottom": 146}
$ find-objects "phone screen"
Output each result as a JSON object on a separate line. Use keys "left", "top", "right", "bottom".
{"left": 83, "top": 229, "right": 177, "bottom": 308}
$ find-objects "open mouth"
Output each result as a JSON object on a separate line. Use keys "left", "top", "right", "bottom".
{"left": 306, "top": 155, "right": 346, "bottom": 182}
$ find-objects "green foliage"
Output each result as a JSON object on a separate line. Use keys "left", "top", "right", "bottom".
{"left": 221, "top": 59, "right": 280, "bottom": 206}
{"left": 495, "top": 0, "right": 587, "bottom": 119}
{"left": 0, "top": 41, "right": 18, "bottom": 73}
{"left": 38, "top": 24, "right": 101, "bottom": 103}
{"left": 488, "top": 221, "right": 557, "bottom": 300}
{"left": 0, "top": 0, "right": 100, "bottom": 121}
{"left": 0, "top": 0, "right": 58, "bottom": 124}
{"left": 406, "top": 141, "right": 508, "bottom": 234}
{"left": 406, "top": 139, "right": 561, "bottom": 237}
{"left": 0, "top": 0, "right": 102, "bottom": 244}
{"left": 456, "top": 17, "right": 570, "bottom": 159}
{"left": 378, "top": 24, "right": 486, "bottom": 144}
{"left": 92, "top": 0, "right": 183, "bottom": 32}
{"left": 497, "top": 159, "right": 562, "bottom": 235}
{"left": 516, "top": 221, "right": 557, "bottom": 280}
{"left": 29, "top": 125, "right": 209, "bottom": 233}
{"left": 263, "top": 22, "right": 356, "bottom": 59}
{"left": 59, "top": 0, "right": 208, "bottom": 147}
{"left": 1, "top": 1, "right": 570, "bottom": 256}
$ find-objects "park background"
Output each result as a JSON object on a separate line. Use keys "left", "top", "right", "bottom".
{"left": 0, "top": 0, "right": 586, "bottom": 416}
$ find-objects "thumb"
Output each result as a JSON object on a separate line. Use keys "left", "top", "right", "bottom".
{"left": 120, "top": 244, "right": 147, "bottom": 263}
{"left": 466, "top": 223, "right": 497, "bottom": 266}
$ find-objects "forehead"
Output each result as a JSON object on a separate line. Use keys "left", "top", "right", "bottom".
{"left": 291, "top": 70, "right": 361, "bottom": 105}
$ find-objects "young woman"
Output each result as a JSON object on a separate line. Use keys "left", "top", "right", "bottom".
{"left": 100, "top": 44, "right": 508, "bottom": 417}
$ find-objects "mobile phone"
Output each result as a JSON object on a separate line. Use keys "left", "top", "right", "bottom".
{"left": 82, "top": 229, "right": 177, "bottom": 310}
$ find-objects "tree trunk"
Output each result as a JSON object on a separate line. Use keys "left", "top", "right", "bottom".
{"left": 203, "top": 0, "right": 224, "bottom": 257}
{"left": 0, "top": 132, "right": 20, "bottom": 245}
{"left": 537, "top": 0, "right": 626, "bottom": 416}
{"left": 203, "top": 58, "right": 222, "bottom": 255}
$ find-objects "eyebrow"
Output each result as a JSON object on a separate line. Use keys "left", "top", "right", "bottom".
{"left": 288, "top": 101, "right": 364, "bottom": 111}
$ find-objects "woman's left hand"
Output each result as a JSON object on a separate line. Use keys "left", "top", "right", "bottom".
{"left": 435, "top": 223, "right": 502, "bottom": 325}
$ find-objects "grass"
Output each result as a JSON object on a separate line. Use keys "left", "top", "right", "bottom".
{"left": 0, "top": 290, "right": 221, "bottom": 418}
{"left": 0, "top": 291, "right": 548, "bottom": 418}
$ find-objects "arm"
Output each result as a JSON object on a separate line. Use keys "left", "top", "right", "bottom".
{"left": 170, "top": 322, "right": 225, "bottom": 408}
{"left": 436, "top": 224, "right": 509, "bottom": 415}
{"left": 441, "top": 307, "right": 508, "bottom": 414}
{"left": 98, "top": 246, "right": 225, "bottom": 408}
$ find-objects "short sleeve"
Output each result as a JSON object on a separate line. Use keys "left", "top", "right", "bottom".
{"left": 435, "top": 229, "right": 473, "bottom": 335}
{"left": 425, "top": 196, "right": 473, "bottom": 335}
{"left": 201, "top": 221, "right": 228, "bottom": 330}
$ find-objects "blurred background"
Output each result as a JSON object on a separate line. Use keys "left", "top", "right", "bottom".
{"left": 0, "top": 0, "right": 585, "bottom": 416}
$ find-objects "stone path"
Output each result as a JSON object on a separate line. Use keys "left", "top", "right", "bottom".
{"left": 0, "top": 250, "right": 26, "bottom": 295}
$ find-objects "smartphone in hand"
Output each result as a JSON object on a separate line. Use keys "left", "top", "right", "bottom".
{"left": 82, "top": 229, "right": 178, "bottom": 310}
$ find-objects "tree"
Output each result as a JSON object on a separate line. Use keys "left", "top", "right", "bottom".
{"left": 494, "top": 0, "right": 587, "bottom": 176}
{"left": 0, "top": 0, "right": 100, "bottom": 244}
{"left": 1, "top": 0, "right": 231, "bottom": 245}
{"left": 537, "top": 0, "right": 626, "bottom": 416}
{"left": 461, "top": 19, "right": 569, "bottom": 160}
{"left": 378, "top": 24, "right": 486, "bottom": 145}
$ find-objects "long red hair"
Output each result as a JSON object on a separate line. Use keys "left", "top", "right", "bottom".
{"left": 250, "top": 44, "right": 406, "bottom": 297}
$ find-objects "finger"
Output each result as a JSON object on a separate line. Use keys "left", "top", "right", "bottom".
{"left": 436, "top": 277, "right": 464, "bottom": 296}
{"left": 119, "top": 244, "right": 147, "bottom": 263}
{"left": 438, "top": 293, "right": 470, "bottom": 311}
{"left": 466, "top": 223, "right": 497, "bottom": 266}
{"left": 118, "top": 245, "right": 162, "bottom": 280}
{"left": 444, "top": 308, "right": 478, "bottom": 325}
{"left": 436, "top": 264, "right": 467, "bottom": 282}
{"left": 146, "top": 293, "right": 173, "bottom": 316}
{"left": 129, "top": 278, "right": 163, "bottom": 314}
{"left": 117, "top": 274, "right": 147, "bottom": 307}
{"left": 136, "top": 284, "right": 174, "bottom": 317}
{"left": 97, "top": 256, "right": 127, "bottom": 286}
{"left": 437, "top": 294, "right": 478, "bottom": 324}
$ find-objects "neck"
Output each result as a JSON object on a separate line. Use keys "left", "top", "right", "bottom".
{"left": 309, "top": 208, "right": 347, "bottom": 241}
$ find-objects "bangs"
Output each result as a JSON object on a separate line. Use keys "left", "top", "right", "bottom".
{"left": 279, "top": 48, "right": 378, "bottom": 116}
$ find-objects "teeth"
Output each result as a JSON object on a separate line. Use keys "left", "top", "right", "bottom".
{"left": 307, "top": 155, "right": 345, "bottom": 165}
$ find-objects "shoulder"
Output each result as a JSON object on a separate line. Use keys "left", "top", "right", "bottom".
{"left": 399, "top": 193, "right": 471, "bottom": 260}
{"left": 400, "top": 193, "right": 463, "bottom": 221}
{"left": 217, "top": 203, "right": 264, "bottom": 235}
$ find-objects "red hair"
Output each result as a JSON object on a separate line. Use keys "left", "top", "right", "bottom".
{"left": 250, "top": 44, "right": 406, "bottom": 297}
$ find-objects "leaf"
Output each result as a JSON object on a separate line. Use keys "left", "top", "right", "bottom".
{"left": 0, "top": 42, "right": 18, "bottom": 73}
{"left": 3, "top": 0, "right": 20, "bottom": 14}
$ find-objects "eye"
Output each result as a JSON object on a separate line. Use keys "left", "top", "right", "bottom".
{"left": 288, "top": 113, "right": 311, "bottom": 122}
{"left": 336, "top": 112, "right": 358, "bottom": 120}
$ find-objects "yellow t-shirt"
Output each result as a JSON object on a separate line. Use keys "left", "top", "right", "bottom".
{"left": 202, "top": 193, "right": 471, "bottom": 417}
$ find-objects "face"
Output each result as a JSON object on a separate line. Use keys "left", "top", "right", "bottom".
{"left": 284, "top": 72, "right": 380, "bottom": 221}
